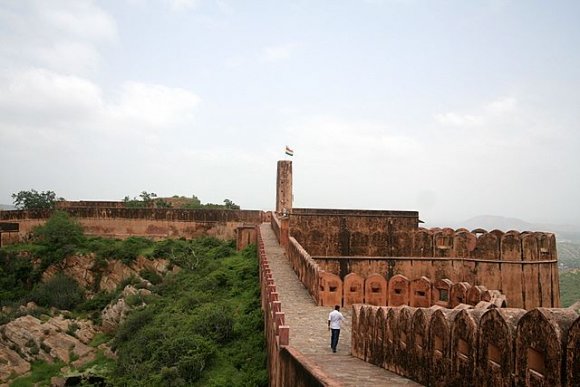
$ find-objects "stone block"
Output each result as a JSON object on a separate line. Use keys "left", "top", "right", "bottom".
{"left": 412, "top": 229, "right": 433, "bottom": 257}
{"left": 453, "top": 231, "right": 477, "bottom": 258}
{"left": 388, "top": 274, "right": 410, "bottom": 306}
{"left": 364, "top": 273, "right": 388, "bottom": 306}
{"left": 369, "top": 306, "right": 387, "bottom": 367}
{"left": 410, "top": 307, "right": 437, "bottom": 385}
{"left": 515, "top": 308, "right": 578, "bottom": 386}
{"left": 566, "top": 314, "right": 580, "bottom": 387}
{"left": 450, "top": 309, "right": 486, "bottom": 386}
{"left": 476, "top": 308, "right": 526, "bottom": 387}
{"left": 410, "top": 276, "right": 432, "bottom": 308}
{"left": 343, "top": 273, "right": 364, "bottom": 307}
{"left": 396, "top": 306, "right": 417, "bottom": 378}
{"left": 467, "top": 285, "right": 488, "bottom": 306}
{"left": 351, "top": 304, "right": 363, "bottom": 359}
{"left": 451, "top": 282, "right": 472, "bottom": 308}
{"left": 384, "top": 307, "right": 401, "bottom": 373}
{"left": 433, "top": 278, "right": 453, "bottom": 308}
{"left": 428, "top": 308, "right": 458, "bottom": 386}
{"left": 318, "top": 271, "right": 342, "bottom": 307}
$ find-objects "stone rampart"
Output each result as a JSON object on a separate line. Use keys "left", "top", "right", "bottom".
{"left": 286, "top": 209, "right": 559, "bottom": 309}
{"left": 0, "top": 208, "right": 265, "bottom": 244}
{"left": 351, "top": 304, "right": 580, "bottom": 387}
{"left": 257, "top": 226, "right": 340, "bottom": 386}
{"left": 289, "top": 208, "right": 420, "bottom": 256}
{"left": 313, "top": 253, "right": 557, "bottom": 309}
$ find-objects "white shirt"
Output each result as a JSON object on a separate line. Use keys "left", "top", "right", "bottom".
{"left": 328, "top": 310, "right": 345, "bottom": 329}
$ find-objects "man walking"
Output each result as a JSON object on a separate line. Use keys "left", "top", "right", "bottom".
{"left": 328, "top": 305, "right": 345, "bottom": 353}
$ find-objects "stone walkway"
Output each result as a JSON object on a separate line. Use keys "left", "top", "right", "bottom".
{"left": 260, "top": 224, "right": 421, "bottom": 386}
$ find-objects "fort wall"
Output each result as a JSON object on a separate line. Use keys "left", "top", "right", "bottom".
{"left": 257, "top": 225, "right": 339, "bottom": 387}
{"left": 284, "top": 207, "right": 559, "bottom": 309}
{"left": 289, "top": 208, "right": 420, "bottom": 256}
{"left": 351, "top": 304, "right": 580, "bottom": 386}
{"left": 0, "top": 208, "right": 266, "bottom": 244}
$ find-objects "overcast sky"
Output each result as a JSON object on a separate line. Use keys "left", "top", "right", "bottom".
{"left": 1, "top": 0, "right": 579, "bottom": 226}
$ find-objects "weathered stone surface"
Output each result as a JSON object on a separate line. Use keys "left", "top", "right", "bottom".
{"left": 101, "top": 285, "right": 151, "bottom": 333}
{"left": 388, "top": 275, "right": 410, "bottom": 307}
{"left": 42, "top": 254, "right": 169, "bottom": 293}
{"left": 0, "top": 314, "right": 98, "bottom": 382}
{"left": 476, "top": 308, "right": 526, "bottom": 387}
{"left": 449, "top": 309, "right": 486, "bottom": 386}
{"left": 410, "top": 276, "right": 432, "bottom": 308}
{"left": 0, "top": 342, "right": 30, "bottom": 382}
{"left": 343, "top": 273, "right": 364, "bottom": 307}
{"left": 364, "top": 273, "right": 387, "bottom": 306}
{"left": 410, "top": 308, "right": 437, "bottom": 385}
{"left": 515, "top": 308, "right": 578, "bottom": 387}
{"left": 566, "top": 314, "right": 580, "bottom": 387}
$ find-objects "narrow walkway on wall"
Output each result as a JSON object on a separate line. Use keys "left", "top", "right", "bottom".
{"left": 260, "top": 223, "right": 421, "bottom": 386}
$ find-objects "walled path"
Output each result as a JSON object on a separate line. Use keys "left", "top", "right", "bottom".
{"left": 260, "top": 223, "right": 421, "bottom": 386}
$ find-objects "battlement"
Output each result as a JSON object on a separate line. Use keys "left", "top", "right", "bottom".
{"left": 351, "top": 304, "right": 580, "bottom": 386}
{"left": 0, "top": 208, "right": 266, "bottom": 244}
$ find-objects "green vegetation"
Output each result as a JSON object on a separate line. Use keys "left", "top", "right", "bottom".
{"left": 557, "top": 241, "right": 580, "bottom": 270}
{"left": 560, "top": 270, "right": 580, "bottom": 307}
{"left": 11, "top": 189, "right": 63, "bottom": 210}
{"left": 10, "top": 360, "right": 65, "bottom": 387}
{"left": 110, "top": 242, "right": 266, "bottom": 386}
{"left": 30, "top": 273, "right": 85, "bottom": 310}
{"left": 0, "top": 211, "right": 266, "bottom": 385}
{"left": 173, "top": 194, "right": 241, "bottom": 210}
{"left": 123, "top": 191, "right": 172, "bottom": 208}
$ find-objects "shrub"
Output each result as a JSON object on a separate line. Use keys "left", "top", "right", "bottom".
{"left": 33, "top": 211, "right": 84, "bottom": 249}
{"left": 29, "top": 274, "right": 85, "bottom": 310}
{"left": 140, "top": 269, "right": 162, "bottom": 285}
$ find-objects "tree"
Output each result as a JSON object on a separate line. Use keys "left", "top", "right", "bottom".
{"left": 223, "top": 199, "right": 240, "bottom": 210}
{"left": 12, "top": 189, "right": 63, "bottom": 209}
{"left": 34, "top": 211, "right": 85, "bottom": 248}
{"left": 123, "top": 191, "right": 172, "bottom": 208}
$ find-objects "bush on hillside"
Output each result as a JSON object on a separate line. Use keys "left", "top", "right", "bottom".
{"left": 30, "top": 273, "right": 85, "bottom": 310}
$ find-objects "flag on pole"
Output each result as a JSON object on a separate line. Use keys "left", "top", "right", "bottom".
{"left": 285, "top": 145, "right": 294, "bottom": 156}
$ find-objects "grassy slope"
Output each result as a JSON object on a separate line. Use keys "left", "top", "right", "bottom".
{"left": 560, "top": 270, "right": 580, "bottom": 307}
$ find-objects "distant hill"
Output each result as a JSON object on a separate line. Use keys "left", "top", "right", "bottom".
{"left": 560, "top": 270, "right": 580, "bottom": 307}
{"left": 447, "top": 215, "right": 580, "bottom": 243}
{"left": 454, "top": 215, "right": 578, "bottom": 233}
{"left": 0, "top": 204, "right": 16, "bottom": 210}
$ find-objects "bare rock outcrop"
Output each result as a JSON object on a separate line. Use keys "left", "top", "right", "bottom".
{"left": 42, "top": 254, "right": 171, "bottom": 292}
{"left": 0, "top": 315, "right": 98, "bottom": 382}
{"left": 100, "top": 285, "right": 152, "bottom": 333}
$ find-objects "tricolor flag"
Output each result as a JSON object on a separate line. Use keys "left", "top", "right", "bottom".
{"left": 285, "top": 145, "right": 294, "bottom": 156}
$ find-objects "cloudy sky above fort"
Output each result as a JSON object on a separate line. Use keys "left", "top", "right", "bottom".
{"left": 0, "top": 0, "right": 579, "bottom": 226}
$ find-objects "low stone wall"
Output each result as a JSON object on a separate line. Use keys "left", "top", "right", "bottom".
{"left": 287, "top": 237, "right": 322, "bottom": 304}
{"left": 278, "top": 347, "right": 341, "bottom": 387}
{"left": 271, "top": 212, "right": 281, "bottom": 243}
{"left": 0, "top": 208, "right": 265, "bottom": 244}
{"left": 314, "top": 254, "right": 558, "bottom": 309}
{"left": 352, "top": 304, "right": 580, "bottom": 386}
{"left": 257, "top": 226, "right": 340, "bottom": 386}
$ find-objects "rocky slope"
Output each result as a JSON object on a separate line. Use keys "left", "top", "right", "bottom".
{"left": 0, "top": 255, "right": 171, "bottom": 383}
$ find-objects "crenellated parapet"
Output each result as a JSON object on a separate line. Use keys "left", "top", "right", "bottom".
{"left": 351, "top": 304, "right": 580, "bottom": 386}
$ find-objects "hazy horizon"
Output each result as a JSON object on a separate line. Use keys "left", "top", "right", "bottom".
{"left": 1, "top": 1, "right": 579, "bottom": 226}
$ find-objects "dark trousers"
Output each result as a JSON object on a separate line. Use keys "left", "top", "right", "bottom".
{"left": 330, "top": 329, "right": 340, "bottom": 351}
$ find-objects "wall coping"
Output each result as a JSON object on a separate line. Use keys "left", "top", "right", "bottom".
{"left": 312, "top": 256, "right": 558, "bottom": 264}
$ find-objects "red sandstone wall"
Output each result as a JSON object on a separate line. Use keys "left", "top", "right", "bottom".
{"left": 313, "top": 255, "right": 558, "bottom": 309}
{"left": 0, "top": 209, "right": 265, "bottom": 243}
{"left": 304, "top": 227, "right": 559, "bottom": 309}
{"left": 352, "top": 305, "right": 580, "bottom": 386}
{"left": 289, "top": 208, "right": 420, "bottom": 256}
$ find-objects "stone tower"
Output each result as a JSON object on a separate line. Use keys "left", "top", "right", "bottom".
{"left": 276, "top": 160, "right": 292, "bottom": 214}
